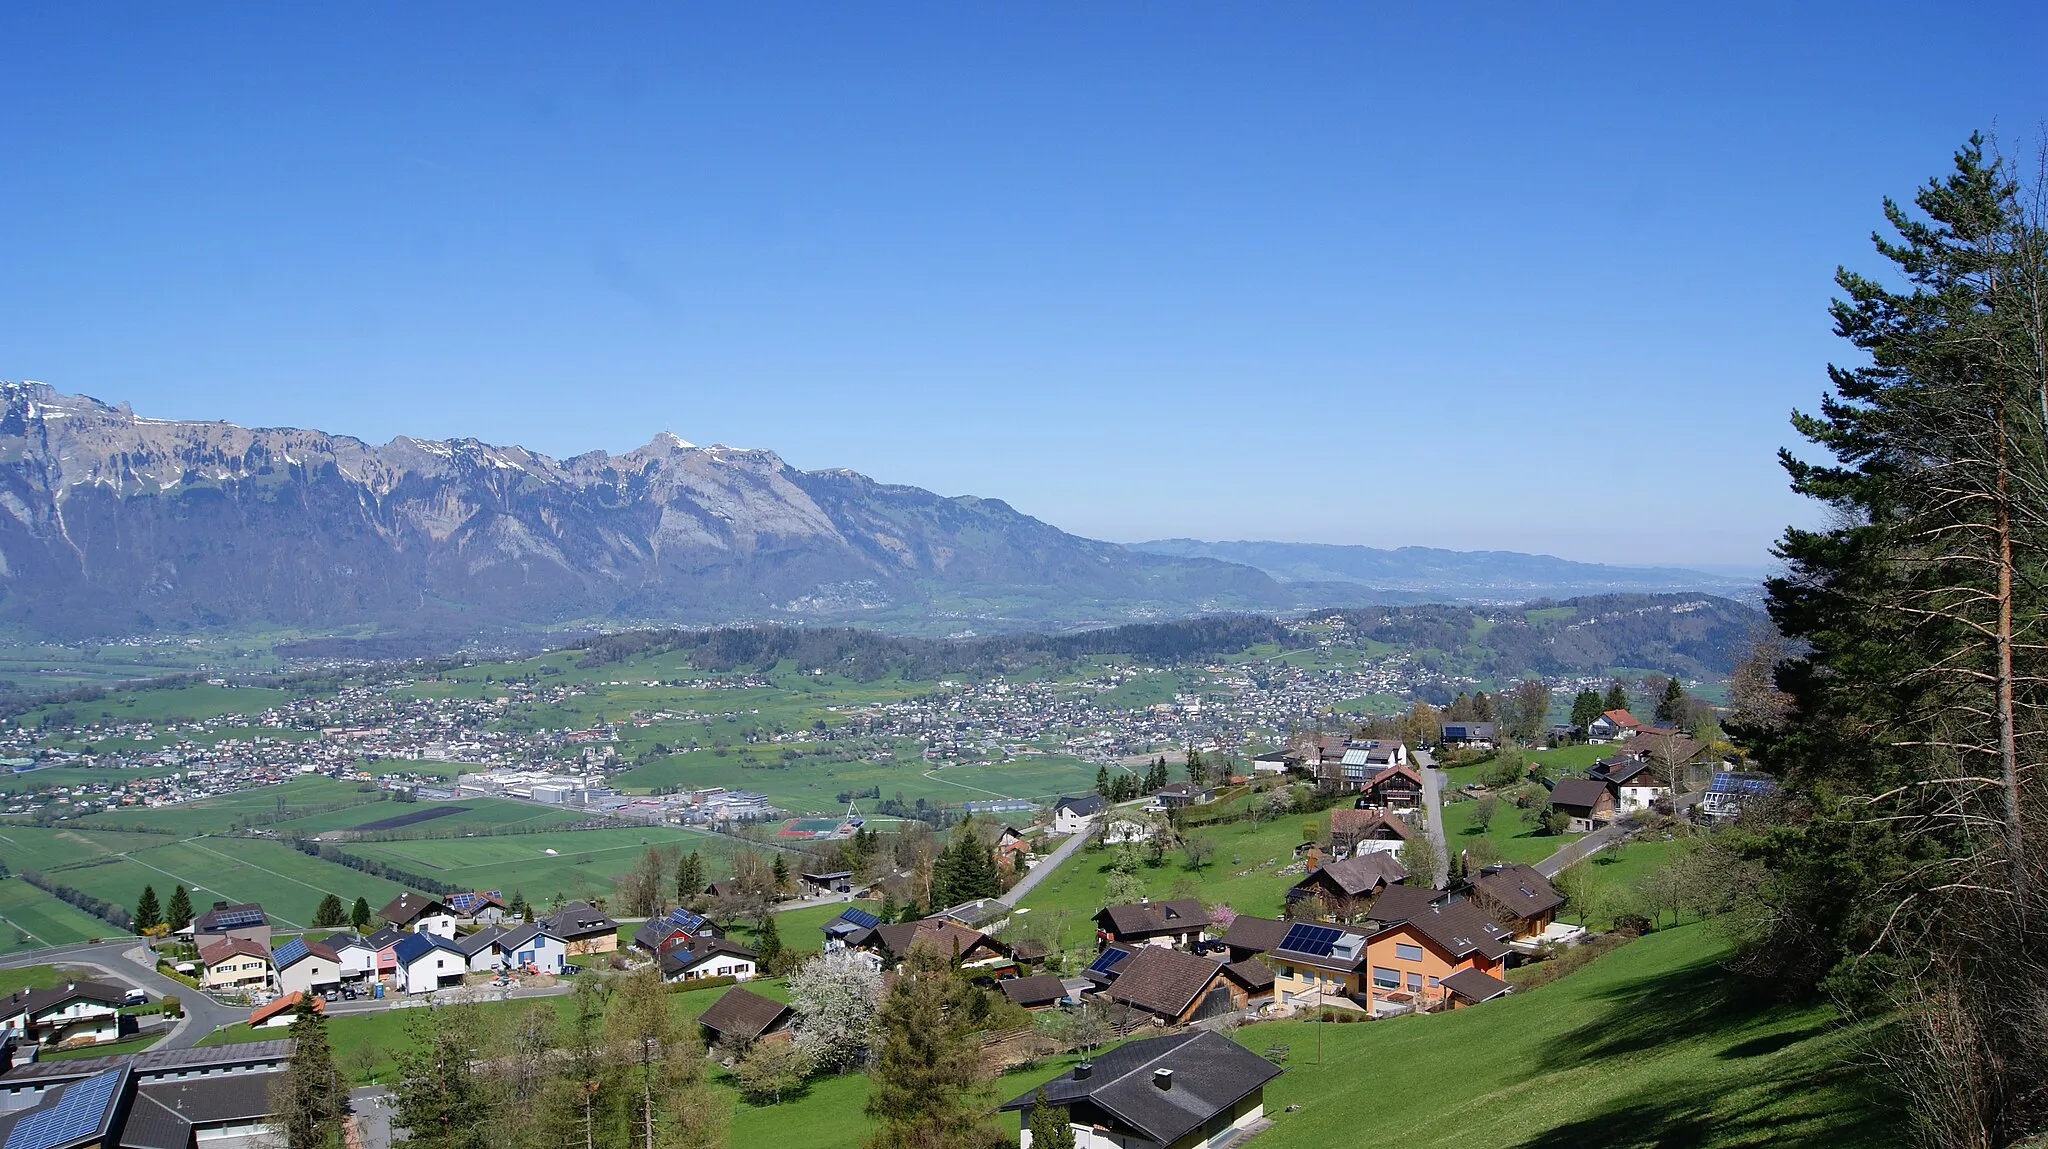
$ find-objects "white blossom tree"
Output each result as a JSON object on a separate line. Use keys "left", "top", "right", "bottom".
{"left": 788, "top": 949, "right": 883, "bottom": 1073}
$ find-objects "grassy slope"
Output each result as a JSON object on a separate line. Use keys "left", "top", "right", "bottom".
{"left": 0, "top": 878, "right": 124, "bottom": 951}
{"left": 1243, "top": 924, "right": 1896, "bottom": 1148}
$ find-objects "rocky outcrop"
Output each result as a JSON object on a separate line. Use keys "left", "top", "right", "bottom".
{"left": 0, "top": 383, "right": 1300, "bottom": 637}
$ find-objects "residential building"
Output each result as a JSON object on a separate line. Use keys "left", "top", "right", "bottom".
{"left": 1362, "top": 900, "right": 1515, "bottom": 1010}
{"left": 1099, "top": 815, "right": 1154, "bottom": 845}
{"left": 250, "top": 993, "right": 322, "bottom": 1029}
{"left": 1285, "top": 853, "right": 1409, "bottom": 916}
{"left": 1095, "top": 947, "right": 1247, "bottom": 1025}
{"left": 1440, "top": 968, "right": 1514, "bottom": 1008}
{"left": 1216, "top": 916, "right": 1289, "bottom": 964}
{"left": 1590, "top": 756, "right": 1672, "bottom": 813}
{"left": 318, "top": 932, "right": 377, "bottom": 981}
{"left": 0, "top": 1061, "right": 285, "bottom": 1149}
{"left": 1052, "top": 794, "right": 1105, "bottom": 835}
{"left": 495, "top": 923, "right": 568, "bottom": 974}
{"left": 271, "top": 939, "right": 343, "bottom": 997}
{"left": 1587, "top": 709, "right": 1642, "bottom": 742}
{"left": 998, "top": 973, "right": 1069, "bottom": 1011}
{"left": 1148, "top": 782, "right": 1214, "bottom": 809}
{"left": 1548, "top": 778, "right": 1617, "bottom": 832}
{"left": 391, "top": 932, "right": 467, "bottom": 994}
{"left": 1250, "top": 751, "right": 1295, "bottom": 775}
{"left": 1466, "top": 863, "right": 1565, "bottom": 940}
{"left": 1700, "top": 771, "right": 1778, "bottom": 823}
{"left": 1438, "top": 721, "right": 1496, "bottom": 749}
{"left": 191, "top": 903, "right": 270, "bottom": 953}
{"left": 696, "top": 987, "right": 792, "bottom": 1049}
{"left": 546, "top": 902, "right": 620, "bottom": 957}
{"left": 446, "top": 891, "right": 510, "bottom": 926}
{"left": 632, "top": 907, "right": 722, "bottom": 955}
{"left": 0, "top": 983, "right": 124, "bottom": 1048}
{"left": 820, "top": 906, "right": 884, "bottom": 951}
{"left": 1093, "top": 899, "right": 1210, "bottom": 949}
{"left": 659, "top": 937, "right": 760, "bottom": 983}
{"left": 1358, "top": 764, "right": 1424, "bottom": 810}
{"left": 454, "top": 926, "right": 509, "bottom": 973}
{"left": 861, "top": 918, "right": 1010, "bottom": 972}
{"left": 364, "top": 926, "right": 407, "bottom": 982}
{"left": 1329, "top": 808, "right": 1414, "bottom": 857}
{"left": 199, "top": 939, "right": 273, "bottom": 994}
{"left": 379, "top": 893, "right": 458, "bottom": 938}
{"left": 1265, "top": 921, "right": 1375, "bottom": 1007}
{"left": 998, "top": 1030, "right": 1283, "bottom": 1149}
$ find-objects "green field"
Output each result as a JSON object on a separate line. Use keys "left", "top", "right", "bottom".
{"left": 0, "top": 878, "right": 121, "bottom": 950}
{"left": 276, "top": 797, "right": 586, "bottom": 836}
{"left": 343, "top": 827, "right": 750, "bottom": 904}
{"left": 76, "top": 777, "right": 379, "bottom": 835}
{"left": 35, "top": 836, "right": 417, "bottom": 929}
{"left": 1442, "top": 794, "right": 1582, "bottom": 867}
{"left": 26, "top": 682, "right": 294, "bottom": 728}
{"left": 0, "top": 825, "right": 179, "bottom": 871}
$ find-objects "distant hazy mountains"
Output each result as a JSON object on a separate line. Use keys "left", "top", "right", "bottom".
{"left": 0, "top": 383, "right": 1760, "bottom": 640}
{"left": 1130, "top": 539, "right": 1763, "bottom": 602}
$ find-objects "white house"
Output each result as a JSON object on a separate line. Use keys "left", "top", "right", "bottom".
{"left": 0, "top": 981, "right": 125, "bottom": 1047}
{"left": 999, "top": 1031, "right": 1282, "bottom": 1149}
{"left": 495, "top": 923, "right": 569, "bottom": 975}
{"left": 320, "top": 931, "right": 378, "bottom": 981}
{"left": 273, "top": 938, "right": 343, "bottom": 997}
{"left": 1052, "top": 794, "right": 1105, "bottom": 835}
{"left": 1251, "top": 752, "right": 1292, "bottom": 775}
{"left": 380, "top": 893, "right": 459, "bottom": 939}
{"left": 455, "top": 925, "right": 510, "bottom": 973}
{"left": 1599, "top": 759, "right": 1671, "bottom": 813}
{"left": 658, "top": 937, "right": 760, "bottom": 983}
{"left": 392, "top": 932, "right": 468, "bottom": 994}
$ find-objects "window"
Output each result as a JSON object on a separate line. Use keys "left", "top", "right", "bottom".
{"left": 1407, "top": 972, "right": 1423, "bottom": 991}
{"left": 1371, "top": 967, "right": 1400, "bottom": 990}
{"left": 1427, "top": 976, "right": 1440, "bottom": 988}
{"left": 1394, "top": 943, "right": 1424, "bottom": 962}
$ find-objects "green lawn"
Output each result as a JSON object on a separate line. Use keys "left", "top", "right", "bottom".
{"left": 0, "top": 825, "right": 178, "bottom": 871}
{"left": 1528, "top": 742, "right": 1610, "bottom": 773}
{"left": 0, "top": 963, "right": 85, "bottom": 994}
{"left": 1442, "top": 796, "right": 1581, "bottom": 867}
{"left": 1241, "top": 924, "right": 1896, "bottom": 1148}
{"left": 0, "top": 878, "right": 122, "bottom": 951}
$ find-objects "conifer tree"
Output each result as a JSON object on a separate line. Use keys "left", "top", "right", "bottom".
{"left": 755, "top": 912, "right": 783, "bottom": 970}
{"left": 771, "top": 854, "right": 790, "bottom": 897}
{"left": 273, "top": 994, "right": 344, "bottom": 1149}
{"left": 1027, "top": 1087, "right": 1076, "bottom": 1149}
{"left": 349, "top": 897, "right": 372, "bottom": 931}
{"left": 392, "top": 1005, "right": 489, "bottom": 1149}
{"left": 312, "top": 894, "right": 346, "bottom": 928}
{"left": 165, "top": 885, "right": 193, "bottom": 931}
{"left": 1570, "top": 689, "right": 1605, "bottom": 734}
{"left": 134, "top": 885, "right": 161, "bottom": 933}
{"left": 1095, "top": 764, "right": 1111, "bottom": 797}
{"left": 677, "top": 852, "right": 704, "bottom": 902}
{"left": 864, "top": 944, "right": 999, "bottom": 1149}
{"left": 1655, "top": 676, "right": 1686, "bottom": 724}
{"left": 1603, "top": 681, "right": 1629, "bottom": 714}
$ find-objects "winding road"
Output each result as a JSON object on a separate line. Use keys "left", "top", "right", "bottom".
{"left": 0, "top": 937, "right": 245, "bottom": 1048}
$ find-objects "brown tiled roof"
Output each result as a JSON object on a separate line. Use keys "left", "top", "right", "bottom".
{"left": 1471, "top": 863, "right": 1565, "bottom": 920}
{"left": 1366, "top": 884, "right": 1449, "bottom": 925}
{"left": 870, "top": 918, "right": 1000, "bottom": 961}
{"left": 1384, "top": 899, "right": 1514, "bottom": 962}
{"left": 1548, "top": 778, "right": 1612, "bottom": 812}
{"left": 1440, "top": 967, "right": 1513, "bottom": 1003}
{"left": 998, "top": 973, "right": 1068, "bottom": 1008}
{"left": 1218, "top": 915, "right": 1289, "bottom": 955}
{"left": 1295, "top": 853, "right": 1408, "bottom": 897}
{"left": 1094, "top": 899, "right": 1210, "bottom": 939}
{"left": 378, "top": 893, "right": 447, "bottom": 926}
{"left": 248, "top": 993, "right": 322, "bottom": 1027}
{"left": 1224, "top": 959, "right": 1275, "bottom": 992}
{"left": 1330, "top": 808, "right": 1415, "bottom": 841}
{"left": 696, "top": 987, "right": 791, "bottom": 1042}
{"left": 1102, "top": 947, "right": 1227, "bottom": 1019}
{"left": 200, "top": 938, "right": 270, "bottom": 967}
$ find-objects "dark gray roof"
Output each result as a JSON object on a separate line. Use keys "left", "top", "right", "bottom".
{"left": 1366, "top": 884, "right": 1449, "bottom": 925}
{"left": 1377, "top": 899, "right": 1514, "bottom": 962}
{"left": 1218, "top": 915, "right": 1289, "bottom": 955}
{"left": 1224, "top": 959, "right": 1275, "bottom": 992}
{"left": 319, "top": 931, "right": 370, "bottom": 952}
{"left": 496, "top": 922, "right": 561, "bottom": 952}
{"left": 1548, "top": 778, "right": 1611, "bottom": 812}
{"left": 1293, "top": 853, "right": 1408, "bottom": 897}
{"left": 1054, "top": 794, "right": 1105, "bottom": 816}
{"left": 658, "top": 937, "right": 758, "bottom": 977}
{"left": 1094, "top": 899, "right": 1210, "bottom": 939}
{"left": 1, "top": 981, "right": 126, "bottom": 1021}
{"left": 138, "top": 1072, "right": 280, "bottom": 1125}
{"left": 114, "top": 1092, "right": 189, "bottom": 1149}
{"left": 999, "top": 1031, "right": 1283, "bottom": 1146}
{"left": 0, "top": 1040, "right": 295, "bottom": 1086}
{"left": 1101, "top": 948, "right": 1226, "bottom": 1019}
{"left": 0, "top": 1066, "right": 127, "bottom": 1149}
{"left": 1470, "top": 864, "right": 1565, "bottom": 921}
{"left": 997, "top": 974, "right": 1067, "bottom": 1008}
{"left": 1440, "top": 967, "right": 1513, "bottom": 1003}
{"left": 547, "top": 902, "right": 618, "bottom": 939}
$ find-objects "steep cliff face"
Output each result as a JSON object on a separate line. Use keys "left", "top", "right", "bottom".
{"left": 0, "top": 383, "right": 1296, "bottom": 636}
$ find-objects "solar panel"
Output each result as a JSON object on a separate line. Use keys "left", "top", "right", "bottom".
{"left": 1086, "top": 946, "right": 1132, "bottom": 975}
{"left": 209, "top": 908, "right": 264, "bottom": 929}
{"left": 665, "top": 908, "right": 707, "bottom": 932}
{"left": 1279, "top": 923, "right": 1344, "bottom": 957}
{"left": 272, "top": 937, "right": 308, "bottom": 968}
{"left": 838, "top": 908, "right": 881, "bottom": 930}
{"left": 5, "top": 1068, "right": 122, "bottom": 1149}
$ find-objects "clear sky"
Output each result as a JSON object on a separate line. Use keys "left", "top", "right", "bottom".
{"left": 3, "top": 4, "right": 2043, "bottom": 569}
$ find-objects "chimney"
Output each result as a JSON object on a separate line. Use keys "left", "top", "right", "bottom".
{"left": 1153, "top": 1069, "right": 1173, "bottom": 1091}
{"left": 1073, "top": 1062, "right": 1092, "bottom": 1080}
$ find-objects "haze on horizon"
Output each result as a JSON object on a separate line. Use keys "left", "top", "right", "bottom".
{"left": 3, "top": 3, "right": 2045, "bottom": 570}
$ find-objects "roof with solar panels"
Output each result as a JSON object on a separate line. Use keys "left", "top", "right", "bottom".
{"left": 0, "top": 1049, "right": 293, "bottom": 1149}
{"left": 1268, "top": 921, "right": 1373, "bottom": 969}
{"left": 190, "top": 903, "right": 267, "bottom": 934}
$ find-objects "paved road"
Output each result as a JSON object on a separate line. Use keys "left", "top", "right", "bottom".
{"left": 999, "top": 819, "right": 1092, "bottom": 907}
{"left": 0, "top": 938, "right": 245, "bottom": 1048}
{"left": 1415, "top": 750, "right": 1450, "bottom": 888}
{"left": 1533, "top": 822, "right": 1629, "bottom": 878}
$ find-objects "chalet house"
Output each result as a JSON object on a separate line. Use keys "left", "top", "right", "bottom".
{"left": 863, "top": 919, "right": 1011, "bottom": 972}
{"left": 1217, "top": 915, "right": 1290, "bottom": 964}
{"left": 318, "top": 931, "right": 377, "bottom": 981}
{"left": 1330, "top": 808, "right": 1414, "bottom": 857}
{"left": 0, "top": 1060, "right": 288, "bottom": 1149}
{"left": 1548, "top": 779, "right": 1618, "bottom": 832}
{"left": 1700, "top": 771, "right": 1778, "bottom": 823}
{"left": 1467, "top": 863, "right": 1565, "bottom": 940}
{"left": 659, "top": 937, "right": 760, "bottom": 983}
{"left": 495, "top": 923, "right": 568, "bottom": 974}
{"left": 820, "top": 906, "right": 885, "bottom": 951}
{"left": 1438, "top": 721, "right": 1496, "bottom": 749}
{"left": 199, "top": 939, "right": 273, "bottom": 994}
{"left": 0, "top": 982, "right": 124, "bottom": 1047}
{"left": 1094, "top": 899, "right": 1210, "bottom": 949}
{"left": 999, "top": 1031, "right": 1283, "bottom": 1149}
{"left": 379, "top": 893, "right": 458, "bottom": 938}
{"left": 998, "top": 973, "right": 1069, "bottom": 1011}
{"left": 1321, "top": 742, "right": 1409, "bottom": 793}
{"left": 546, "top": 902, "right": 620, "bottom": 956}
{"left": 1362, "top": 900, "right": 1515, "bottom": 1010}
{"left": 1053, "top": 795, "right": 1106, "bottom": 835}
{"left": 1587, "top": 709, "right": 1642, "bottom": 742}
{"left": 696, "top": 986, "right": 793, "bottom": 1049}
{"left": 1285, "top": 853, "right": 1409, "bottom": 916}
{"left": 191, "top": 903, "right": 270, "bottom": 952}
{"left": 454, "top": 926, "right": 509, "bottom": 973}
{"left": 272, "top": 938, "right": 343, "bottom": 997}
{"left": 1094, "top": 947, "right": 1247, "bottom": 1025}
{"left": 446, "top": 891, "right": 510, "bottom": 925}
{"left": 250, "top": 992, "right": 322, "bottom": 1029}
{"left": 1148, "top": 782, "right": 1214, "bottom": 809}
{"left": 632, "top": 907, "right": 723, "bottom": 955}
{"left": 1358, "top": 764, "right": 1424, "bottom": 810}
{"left": 1590, "top": 756, "right": 1672, "bottom": 813}
{"left": 391, "top": 932, "right": 467, "bottom": 994}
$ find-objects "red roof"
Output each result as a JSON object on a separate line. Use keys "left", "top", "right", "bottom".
{"left": 250, "top": 992, "right": 322, "bottom": 1026}
{"left": 200, "top": 937, "right": 271, "bottom": 967}
{"left": 1601, "top": 709, "right": 1642, "bottom": 728}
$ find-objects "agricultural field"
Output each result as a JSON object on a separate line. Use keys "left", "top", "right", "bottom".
{"left": 275, "top": 797, "right": 585, "bottom": 836}
{"left": 30, "top": 836, "right": 417, "bottom": 929}
{"left": 612, "top": 747, "right": 1098, "bottom": 812}
{"left": 0, "top": 880, "right": 116, "bottom": 952}
{"left": 22, "top": 682, "right": 294, "bottom": 729}
{"left": 0, "top": 764, "right": 188, "bottom": 799}
{"left": 0, "top": 825, "right": 178, "bottom": 871}
{"left": 341, "top": 827, "right": 752, "bottom": 906}
{"left": 75, "top": 776, "right": 379, "bottom": 835}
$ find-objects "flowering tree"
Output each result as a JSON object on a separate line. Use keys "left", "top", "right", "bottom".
{"left": 788, "top": 949, "right": 883, "bottom": 1073}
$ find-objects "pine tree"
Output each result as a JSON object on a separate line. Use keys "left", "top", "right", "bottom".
{"left": 1603, "top": 681, "right": 1629, "bottom": 714}
{"left": 272, "top": 994, "right": 344, "bottom": 1149}
{"left": 756, "top": 912, "right": 784, "bottom": 970}
{"left": 1655, "top": 676, "right": 1686, "bottom": 725}
{"left": 134, "top": 885, "right": 161, "bottom": 933}
{"left": 864, "top": 945, "right": 997, "bottom": 1149}
{"left": 349, "top": 897, "right": 372, "bottom": 931}
{"left": 391, "top": 1005, "right": 490, "bottom": 1149}
{"left": 165, "top": 885, "right": 194, "bottom": 931}
{"left": 1472, "top": 691, "right": 1493, "bottom": 721}
{"left": 677, "top": 852, "right": 704, "bottom": 902}
{"left": 1095, "top": 764, "right": 1111, "bottom": 797}
{"left": 879, "top": 891, "right": 898, "bottom": 924}
{"left": 1027, "top": 1087, "right": 1076, "bottom": 1149}
{"left": 1569, "top": 689, "right": 1605, "bottom": 734}
{"left": 311, "top": 894, "right": 346, "bottom": 928}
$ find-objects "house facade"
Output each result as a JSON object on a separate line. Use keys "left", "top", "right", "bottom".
{"left": 659, "top": 938, "right": 760, "bottom": 983}
{"left": 1052, "top": 795, "right": 1105, "bottom": 835}
{"left": 272, "top": 939, "right": 343, "bottom": 997}
{"left": 496, "top": 924, "right": 569, "bottom": 974}
{"left": 1094, "top": 899, "right": 1210, "bottom": 949}
{"left": 1362, "top": 901, "right": 1514, "bottom": 1010}
{"left": 1001, "top": 1031, "right": 1284, "bottom": 1149}
{"left": 1547, "top": 778, "right": 1617, "bottom": 832}
{"left": 199, "top": 939, "right": 274, "bottom": 993}
{"left": 547, "top": 903, "right": 620, "bottom": 957}
{"left": 392, "top": 932, "right": 468, "bottom": 994}
{"left": 0, "top": 982, "right": 124, "bottom": 1047}
{"left": 379, "top": 893, "right": 459, "bottom": 938}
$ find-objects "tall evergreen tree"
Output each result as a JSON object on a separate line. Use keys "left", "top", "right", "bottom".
{"left": 771, "top": 854, "right": 790, "bottom": 897}
{"left": 1603, "top": 681, "right": 1629, "bottom": 714}
{"left": 1569, "top": 689, "right": 1605, "bottom": 734}
{"left": 311, "top": 894, "right": 346, "bottom": 929}
{"left": 391, "top": 1005, "right": 490, "bottom": 1149}
{"left": 1094, "top": 764, "right": 1111, "bottom": 797}
{"left": 676, "top": 851, "right": 705, "bottom": 902}
{"left": 349, "top": 897, "right": 372, "bottom": 931}
{"left": 755, "top": 912, "right": 783, "bottom": 970}
{"left": 864, "top": 944, "right": 1001, "bottom": 1149}
{"left": 165, "top": 885, "right": 193, "bottom": 931}
{"left": 1655, "top": 676, "right": 1687, "bottom": 725}
{"left": 1027, "top": 1087, "right": 1076, "bottom": 1149}
{"left": 134, "top": 885, "right": 161, "bottom": 933}
{"left": 272, "top": 994, "right": 344, "bottom": 1149}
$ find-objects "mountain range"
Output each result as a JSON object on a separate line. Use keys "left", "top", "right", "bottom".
{"left": 0, "top": 383, "right": 1757, "bottom": 639}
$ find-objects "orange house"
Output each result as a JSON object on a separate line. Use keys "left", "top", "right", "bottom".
{"left": 1362, "top": 899, "right": 1514, "bottom": 1008}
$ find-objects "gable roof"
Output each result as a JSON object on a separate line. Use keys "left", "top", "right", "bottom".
{"left": 198, "top": 938, "right": 269, "bottom": 968}
{"left": 998, "top": 973, "right": 1068, "bottom": 1008}
{"left": 377, "top": 893, "right": 448, "bottom": 926}
{"left": 998, "top": 1031, "right": 1283, "bottom": 1147}
{"left": 1470, "top": 863, "right": 1565, "bottom": 920}
{"left": 1440, "top": 967, "right": 1513, "bottom": 1004}
{"left": 1054, "top": 794, "right": 1105, "bottom": 817}
{"left": 1439, "top": 721, "right": 1496, "bottom": 740}
{"left": 868, "top": 918, "right": 1001, "bottom": 962}
{"left": 319, "top": 931, "right": 371, "bottom": 953}
{"left": 391, "top": 932, "right": 462, "bottom": 965}
{"left": 696, "top": 987, "right": 791, "bottom": 1043}
{"left": 1100, "top": 947, "right": 1228, "bottom": 1019}
{"left": 1330, "top": 808, "right": 1415, "bottom": 842}
{"left": 445, "top": 891, "right": 505, "bottom": 916}
{"left": 659, "top": 937, "right": 759, "bottom": 977}
{"left": 365, "top": 926, "right": 407, "bottom": 951}
{"left": 1599, "top": 709, "right": 1642, "bottom": 728}
{"left": 452, "top": 926, "right": 508, "bottom": 957}
{"left": 190, "top": 903, "right": 266, "bottom": 934}
{"left": 1, "top": 981, "right": 126, "bottom": 1021}
{"left": 547, "top": 902, "right": 619, "bottom": 939}
{"left": 1366, "top": 884, "right": 1451, "bottom": 925}
{"left": 1218, "top": 915, "right": 1289, "bottom": 956}
{"left": 248, "top": 993, "right": 321, "bottom": 1027}
{"left": 1094, "top": 899, "right": 1211, "bottom": 938}
{"left": 1376, "top": 899, "right": 1513, "bottom": 963}
{"left": 1549, "top": 778, "right": 1613, "bottom": 812}
{"left": 269, "top": 938, "right": 337, "bottom": 970}
{"left": 1224, "top": 959, "right": 1275, "bottom": 992}
{"left": 0, "top": 1065, "right": 129, "bottom": 1149}
{"left": 495, "top": 922, "right": 562, "bottom": 953}
{"left": 1295, "top": 852, "right": 1408, "bottom": 897}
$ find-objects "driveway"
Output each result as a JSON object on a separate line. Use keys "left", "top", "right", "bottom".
{"left": 1415, "top": 750, "right": 1450, "bottom": 888}
{"left": 1000, "top": 820, "right": 1092, "bottom": 906}
{"left": 0, "top": 937, "right": 245, "bottom": 1048}
{"left": 1534, "top": 821, "right": 1629, "bottom": 878}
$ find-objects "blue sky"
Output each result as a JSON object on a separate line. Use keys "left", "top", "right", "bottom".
{"left": 3, "top": 4, "right": 2043, "bottom": 569}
